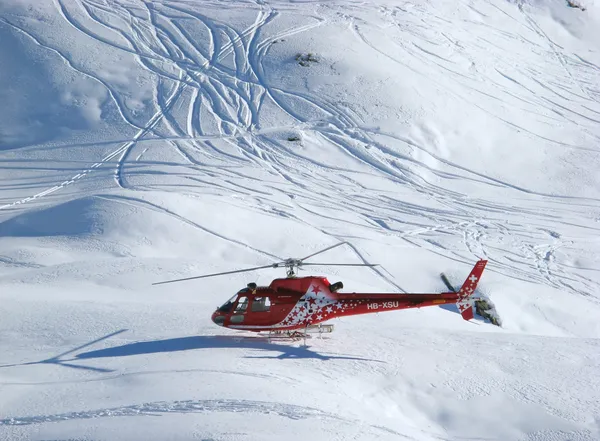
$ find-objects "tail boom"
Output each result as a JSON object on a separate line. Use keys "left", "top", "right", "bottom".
{"left": 287, "top": 260, "right": 489, "bottom": 327}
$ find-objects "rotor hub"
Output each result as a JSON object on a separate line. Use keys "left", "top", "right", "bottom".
{"left": 283, "top": 259, "right": 302, "bottom": 277}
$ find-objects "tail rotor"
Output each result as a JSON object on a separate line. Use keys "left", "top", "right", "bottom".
{"left": 441, "top": 260, "right": 488, "bottom": 321}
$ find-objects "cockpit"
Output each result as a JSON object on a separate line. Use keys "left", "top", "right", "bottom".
{"left": 211, "top": 278, "right": 344, "bottom": 327}
{"left": 216, "top": 290, "right": 248, "bottom": 313}
{"left": 212, "top": 283, "right": 274, "bottom": 326}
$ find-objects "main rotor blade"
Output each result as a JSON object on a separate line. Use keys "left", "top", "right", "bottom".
{"left": 152, "top": 264, "right": 280, "bottom": 286}
{"left": 300, "top": 262, "right": 378, "bottom": 267}
{"left": 440, "top": 273, "right": 457, "bottom": 293}
{"left": 299, "top": 241, "right": 349, "bottom": 262}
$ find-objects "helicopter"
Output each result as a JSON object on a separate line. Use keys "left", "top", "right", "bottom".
{"left": 153, "top": 242, "right": 488, "bottom": 337}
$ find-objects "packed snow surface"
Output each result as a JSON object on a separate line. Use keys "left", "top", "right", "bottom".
{"left": 1, "top": 0, "right": 600, "bottom": 439}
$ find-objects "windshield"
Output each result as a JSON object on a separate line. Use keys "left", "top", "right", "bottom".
{"left": 217, "top": 289, "right": 248, "bottom": 313}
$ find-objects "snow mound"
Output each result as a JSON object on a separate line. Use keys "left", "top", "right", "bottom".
{"left": 0, "top": 197, "right": 104, "bottom": 238}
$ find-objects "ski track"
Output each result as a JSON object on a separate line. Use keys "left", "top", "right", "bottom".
{"left": 0, "top": 398, "right": 408, "bottom": 439}
{"left": 1, "top": 0, "right": 599, "bottom": 301}
{"left": 94, "top": 194, "right": 284, "bottom": 261}
{"left": 516, "top": 1, "right": 597, "bottom": 104}
{"left": 0, "top": 399, "right": 344, "bottom": 426}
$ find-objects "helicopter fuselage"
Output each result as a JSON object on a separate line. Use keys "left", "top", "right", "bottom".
{"left": 210, "top": 275, "right": 466, "bottom": 332}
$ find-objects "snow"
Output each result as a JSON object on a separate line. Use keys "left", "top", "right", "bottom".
{"left": 1, "top": 0, "right": 600, "bottom": 439}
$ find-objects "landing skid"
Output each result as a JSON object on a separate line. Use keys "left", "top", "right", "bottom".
{"left": 305, "top": 323, "right": 334, "bottom": 335}
{"left": 261, "top": 324, "right": 334, "bottom": 342}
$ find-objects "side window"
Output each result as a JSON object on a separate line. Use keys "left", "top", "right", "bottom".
{"left": 251, "top": 296, "right": 271, "bottom": 312}
{"left": 235, "top": 296, "right": 249, "bottom": 313}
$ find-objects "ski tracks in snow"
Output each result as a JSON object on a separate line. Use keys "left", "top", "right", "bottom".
{"left": 0, "top": 398, "right": 406, "bottom": 438}
{"left": 2, "top": 0, "right": 599, "bottom": 298}
{"left": 0, "top": 399, "right": 343, "bottom": 426}
{"left": 337, "top": 0, "right": 600, "bottom": 296}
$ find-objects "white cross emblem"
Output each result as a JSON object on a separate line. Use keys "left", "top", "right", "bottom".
{"left": 469, "top": 275, "right": 478, "bottom": 283}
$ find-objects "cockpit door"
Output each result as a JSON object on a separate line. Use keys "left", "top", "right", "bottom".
{"left": 230, "top": 295, "right": 249, "bottom": 324}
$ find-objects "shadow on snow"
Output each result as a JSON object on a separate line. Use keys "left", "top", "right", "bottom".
{"left": 76, "top": 334, "right": 382, "bottom": 362}
{"left": 0, "top": 330, "right": 383, "bottom": 373}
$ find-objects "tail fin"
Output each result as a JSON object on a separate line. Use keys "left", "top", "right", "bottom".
{"left": 456, "top": 260, "right": 488, "bottom": 321}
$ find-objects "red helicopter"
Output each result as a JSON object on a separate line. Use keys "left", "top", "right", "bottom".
{"left": 153, "top": 242, "right": 488, "bottom": 337}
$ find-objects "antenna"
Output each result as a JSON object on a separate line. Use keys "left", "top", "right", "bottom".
{"left": 152, "top": 241, "right": 378, "bottom": 285}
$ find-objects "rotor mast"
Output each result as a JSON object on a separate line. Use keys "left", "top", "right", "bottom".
{"left": 282, "top": 259, "right": 302, "bottom": 278}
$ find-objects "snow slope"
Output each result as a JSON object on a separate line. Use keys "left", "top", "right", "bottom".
{"left": 1, "top": 0, "right": 600, "bottom": 439}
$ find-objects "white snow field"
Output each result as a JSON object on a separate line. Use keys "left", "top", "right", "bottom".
{"left": 1, "top": 0, "right": 600, "bottom": 439}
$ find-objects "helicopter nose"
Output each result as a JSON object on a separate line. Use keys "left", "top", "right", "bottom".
{"left": 211, "top": 311, "right": 225, "bottom": 326}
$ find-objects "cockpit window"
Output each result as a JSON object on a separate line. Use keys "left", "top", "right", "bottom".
{"left": 234, "top": 296, "right": 249, "bottom": 313}
{"left": 217, "top": 293, "right": 239, "bottom": 313}
{"left": 251, "top": 296, "right": 271, "bottom": 312}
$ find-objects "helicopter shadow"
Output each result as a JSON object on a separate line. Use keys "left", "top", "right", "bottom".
{"left": 0, "top": 332, "right": 383, "bottom": 374}
{"left": 0, "top": 329, "right": 128, "bottom": 373}
{"left": 75, "top": 335, "right": 384, "bottom": 363}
